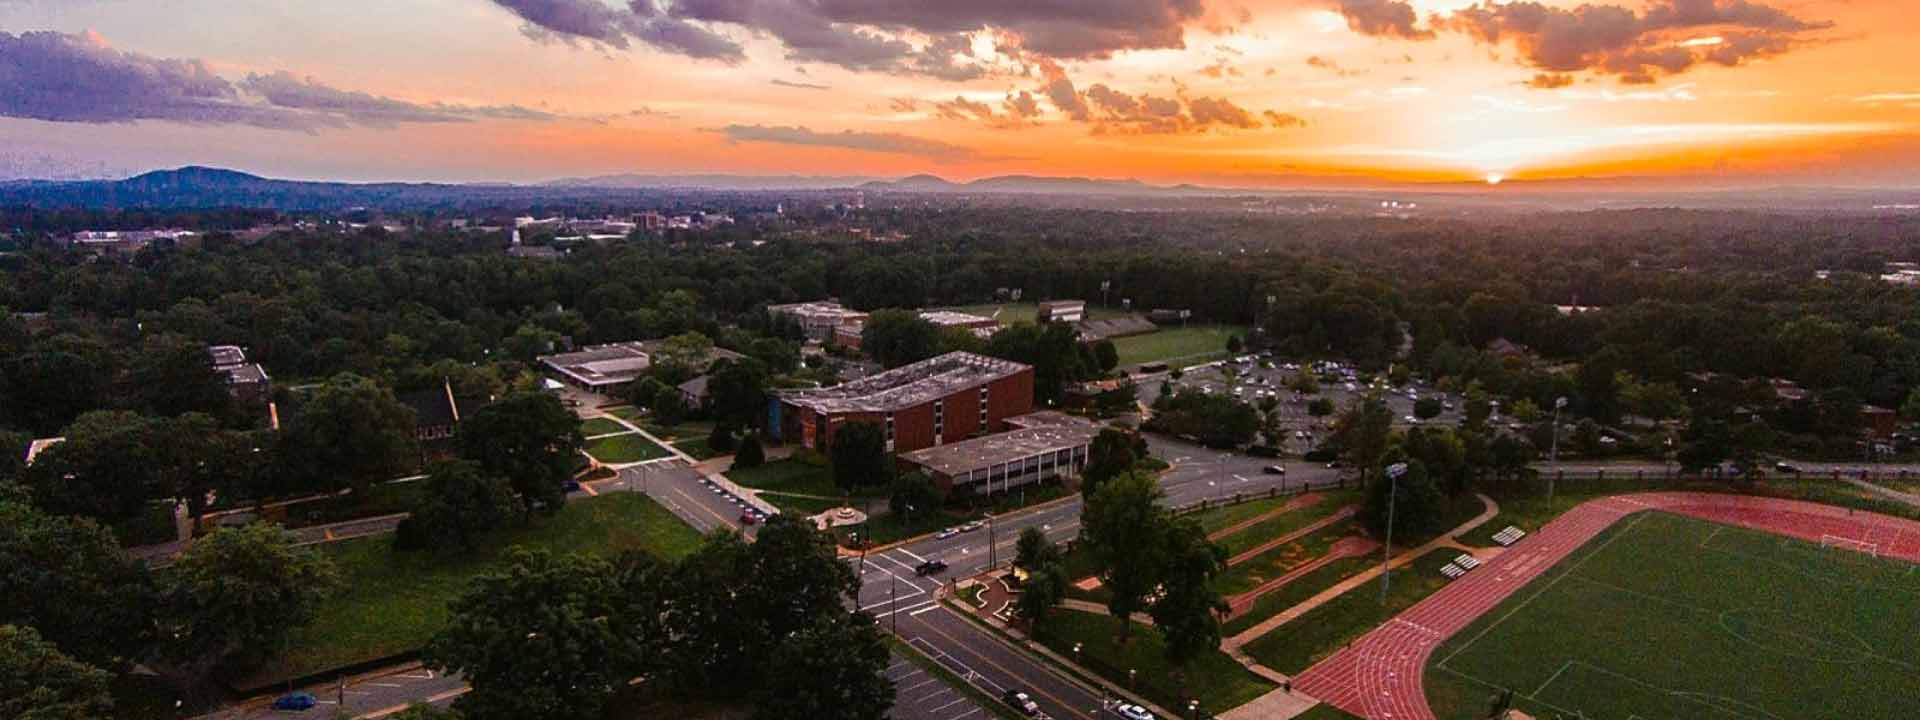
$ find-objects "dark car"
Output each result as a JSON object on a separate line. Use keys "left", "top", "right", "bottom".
{"left": 562, "top": 480, "right": 583, "bottom": 493}
{"left": 914, "top": 559, "right": 949, "bottom": 576}
{"left": 1774, "top": 461, "right": 1801, "bottom": 473}
{"left": 1003, "top": 689, "right": 1041, "bottom": 716}
{"left": 739, "top": 510, "right": 759, "bottom": 525}
{"left": 1263, "top": 464, "right": 1286, "bottom": 475}
{"left": 271, "top": 692, "right": 318, "bottom": 711}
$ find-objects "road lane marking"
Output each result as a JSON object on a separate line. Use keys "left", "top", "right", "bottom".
{"left": 903, "top": 610, "right": 1096, "bottom": 720}
{"left": 910, "top": 603, "right": 942, "bottom": 616}
{"left": 875, "top": 600, "right": 938, "bottom": 619}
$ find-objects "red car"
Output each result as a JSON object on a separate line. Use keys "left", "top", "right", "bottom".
{"left": 738, "top": 511, "right": 759, "bottom": 525}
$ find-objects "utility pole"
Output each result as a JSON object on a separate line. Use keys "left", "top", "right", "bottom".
{"left": 987, "top": 513, "right": 998, "bottom": 569}
{"left": 1379, "top": 463, "right": 1408, "bottom": 603}
{"left": 890, "top": 574, "right": 899, "bottom": 634}
{"left": 1549, "top": 396, "right": 1567, "bottom": 509}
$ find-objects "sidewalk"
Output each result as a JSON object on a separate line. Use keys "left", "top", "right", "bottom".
{"left": 1845, "top": 476, "right": 1920, "bottom": 509}
{"left": 1221, "top": 493, "right": 1500, "bottom": 653}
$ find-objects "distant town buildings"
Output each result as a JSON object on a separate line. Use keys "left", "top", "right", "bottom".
{"left": 770, "top": 351, "right": 1034, "bottom": 453}
{"left": 1880, "top": 262, "right": 1920, "bottom": 286}
{"left": 66, "top": 229, "right": 196, "bottom": 254}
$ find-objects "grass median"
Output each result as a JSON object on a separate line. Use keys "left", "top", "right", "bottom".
{"left": 585, "top": 432, "right": 673, "bottom": 464}
{"left": 232, "top": 492, "right": 703, "bottom": 690}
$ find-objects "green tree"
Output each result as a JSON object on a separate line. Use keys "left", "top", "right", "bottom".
{"left": 1013, "top": 565, "right": 1067, "bottom": 630}
{"left": 1149, "top": 518, "right": 1228, "bottom": 672}
{"left": 1360, "top": 458, "right": 1447, "bottom": 538}
{"left": 160, "top": 523, "right": 341, "bottom": 675}
{"left": 0, "top": 503, "right": 156, "bottom": 670}
{"left": 650, "top": 388, "right": 690, "bottom": 427}
{"left": 394, "top": 460, "right": 523, "bottom": 552}
{"left": 751, "top": 614, "right": 893, "bottom": 720}
{"left": 0, "top": 427, "right": 23, "bottom": 481}
{"left": 424, "top": 549, "right": 627, "bottom": 720}
{"left": 1014, "top": 526, "right": 1062, "bottom": 571}
{"left": 706, "top": 358, "right": 771, "bottom": 427}
{"left": 457, "top": 391, "right": 583, "bottom": 519}
{"left": 708, "top": 424, "right": 736, "bottom": 455}
{"left": 862, "top": 310, "right": 943, "bottom": 369}
{"left": 1331, "top": 394, "right": 1394, "bottom": 475}
{"left": 1287, "top": 370, "right": 1320, "bottom": 395}
{"left": 1413, "top": 397, "right": 1443, "bottom": 420}
{"left": 1082, "top": 472, "right": 1167, "bottom": 641}
{"left": 888, "top": 472, "right": 943, "bottom": 527}
{"left": 1903, "top": 388, "right": 1920, "bottom": 422}
{"left": 20, "top": 411, "right": 167, "bottom": 524}
{"left": 1307, "top": 397, "right": 1335, "bottom": 416}
{"left": 0, "top": 624, "right": 114, "bottom": 720}
{"left": 735, "top": 433, "right": 766, "bottom": 468}
{"left": 1226, "top": 334, "right": 1244, "bottom": 354}
{"left": 0, "top": 338, "right": 118, "bottom": 436}
{"left": 1462, "top": 386, "right": 1492, "bottom": 428}
{"left": 126, "top": 334, "right": 233, "bottom": 421}
{"left": 830, "top": 421, "right": 893, "bottom": 490}
{"left": 1093, "top": 339, "right": 1120, "bottom": 373}
{"left": 277, "top": 373, "right": 419, "bottom": 497}
{"left": 1081, "top": 428, "right": 1139, "bottom": 497}
{"left": 626, "top": 376, "right": 669, "bottom": 410}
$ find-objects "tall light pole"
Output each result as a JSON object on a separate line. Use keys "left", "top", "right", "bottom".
{"left": 1549, "top": 396, "right": 1567, "bottom": 509}
{"left": 1379, "top": 462, "right": 1408, "bottom": 603}
{"left": 1101, "top": 279, "right": 1111, "bottom": 308}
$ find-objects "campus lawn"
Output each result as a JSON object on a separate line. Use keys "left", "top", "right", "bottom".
{"left": 1190, "top": 493, "right": 1312, "bottom": 535}
{"left": 1293, "top": 704, "right": 1362, "bottom": 720}
{"left": 1425, "top": 511, "right": 1920, "bottom": 720}
{"left": 1221, "top": 555, "right": 1376, "bottom": 637}
{"left": 1213, "top": 495, "right": 1356, "bottom": 558}
{"left": 282, "top": 480, "right": 425, "bottom": 528}
{"left": 605, "top": 405, "right": 646, "bottom": 422}
{"left": 728, "top": 458, "right": 865, "bottom": 498}
{"left": 1033, "top": 609, "right": 1276, "bottom": 716}
{"left": 581, "top": 417, "right": 629, "bottom": 436}
{"left": 585, "top": 432, "right": 673, "bottom": 464}
{"left": 236, "top": 493, "right": 703, "bottom": 690}
{"left": 1242, "top": 550, "right": 1459, "bottom": 674}
{"left": 1110, "top": 325, "right": 1246, "bottom": 367}
{"left": 1214, "top": 518, "right": 1358, "bottom": 596}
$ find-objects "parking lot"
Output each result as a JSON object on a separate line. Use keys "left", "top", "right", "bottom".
{"left": 886, "top": 651, "right": 990, "bottom": 720}
{"left": 1145, "top": 355, "right": 1466, "bottom": 452}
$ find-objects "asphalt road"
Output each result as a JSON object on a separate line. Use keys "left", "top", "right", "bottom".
{"left": 852, "top": 436, "right": 1352, "bottom": 720}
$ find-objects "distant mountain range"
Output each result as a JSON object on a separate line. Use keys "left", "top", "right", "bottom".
{"left": 0, "top": 166, "right": 1913, "bottom": 212}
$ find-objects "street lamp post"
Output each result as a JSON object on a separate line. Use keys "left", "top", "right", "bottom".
{"left": 1379, "top": 462, "right": 1409, "bottom": 603}
{"left": 1549, "top": 396, "right": 1568, "bottom": 509}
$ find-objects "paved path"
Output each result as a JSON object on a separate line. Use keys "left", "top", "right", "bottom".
{"left": 1291, "top": 492, "right": 1920, "bottom": 720}
{"left": 1222, "top": 493, "right": 1499, "bottom": 652}
{"left": 1846, "top": 476, "right": 1920, "bottom": 508}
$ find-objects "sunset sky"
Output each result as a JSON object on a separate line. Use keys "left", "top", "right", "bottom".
{"left": 1, "top": 0, "right": 1915, "bottom": 187}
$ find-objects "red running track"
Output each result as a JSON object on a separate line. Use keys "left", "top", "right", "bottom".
{"left": 1291, "top": 492, "right": 1920, "bottom": 720}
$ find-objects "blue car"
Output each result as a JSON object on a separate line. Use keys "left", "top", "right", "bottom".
{"left": 272, "top": 692, "right": 318, "bottom": 711}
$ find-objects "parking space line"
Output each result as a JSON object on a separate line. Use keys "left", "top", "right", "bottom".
{"left": 929, "top": 696, "right": 971, "bottom": 713}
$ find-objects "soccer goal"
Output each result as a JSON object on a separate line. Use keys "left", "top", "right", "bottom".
{"left": 1820, "top": 534, "right": 1881, "bottom": 557}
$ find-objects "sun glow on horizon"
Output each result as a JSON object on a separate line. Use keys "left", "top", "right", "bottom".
{"left": 1485, "top": 173, "right": 1504, "bottom": 185}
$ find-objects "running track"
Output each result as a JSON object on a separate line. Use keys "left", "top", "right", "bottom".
{"left": 1292, "top": 492, "right": 1920, "bottom": 720}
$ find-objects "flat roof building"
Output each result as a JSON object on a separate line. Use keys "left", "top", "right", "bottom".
{"left": 539, "top": 342, "right": 651, "bottom": 391}
{"left": 770, "top": 351, "right": 1033, "bottom": 453}
{"left": 899, "top": 411, "right": 1102, "bottom": 496}
{"left": 920, "top": 310, "right": 1000, "bottom": 331}
{"left": 768, "top": 300, "right": 869, "bottom": 341}
{"left": 208, "top": 345, "right": 270, "bottom": 404}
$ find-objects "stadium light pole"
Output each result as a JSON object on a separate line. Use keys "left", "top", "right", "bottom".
{"left": 1549, "top": 396, "right": 1568, "bottom": 509}
{"left": 1379, "top": 462, "right": 1409, "bottom": 603}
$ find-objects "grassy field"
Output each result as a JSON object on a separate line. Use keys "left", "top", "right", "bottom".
{"left": 1425, "top": 511, "right": 1920, "bottom": 720}
{"left": 1111, "top": 325, "right": 1246, "bottom": 367}
{"left": 1035, "top": 610, "right": 1276, "bottom": 716}
{"left": 1293, "top": 704, "right": 1361, "bottom": 720}
{"left": 581, "top": 417, "right": 629, "bottom": 436}
{"left": 726, "top": 458, "right": 855, "bottom": 497}
{"left": 605, "top": 405, "right": 645, "bottom": 422}
{"left": 585, "top": 432, "right": 673, "bottom": 464}
{"left": 1213, "top": 495, "right": 1356, "bottom": 558}
{"left": 1215, "top": 518, "right": 1357, "bottom": 596}
{"left": 1222, "top": 555, "right": 1375, "bottom": 637}
{"left": 236, "top": 493, "right": 703, "bottom": 689}
{"left": 1243, "top": 550, "right": 1459, "bottom": 674}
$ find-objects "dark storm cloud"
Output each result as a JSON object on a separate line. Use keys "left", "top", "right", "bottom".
{"left": 1320, "top": 0, "right": 1834, "bottom": 86}
{"left": 0, "top": 30, "right": 312, "bottom": 128}
{"left": 717, "top": 124, "right": 983, "bottom": 161}
{"left": 485, "top": 0, "right": 745, "bottom": 61}
{"left": 0, "top": 30, "right": 566, "bottom": 131}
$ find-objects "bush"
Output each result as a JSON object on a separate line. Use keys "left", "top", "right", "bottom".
{"left": 1307, "top": 398, "right": 1335, "bottom": 416}
{"left": 708, "top": 425, "right": 736, "bottom": 454}
{"left": 734, "top": 435, "right": 766, "bottom": 468}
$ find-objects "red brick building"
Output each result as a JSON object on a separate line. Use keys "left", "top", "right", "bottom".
{"left": 770, "top": 352, "right": 1033, "bottom": 453}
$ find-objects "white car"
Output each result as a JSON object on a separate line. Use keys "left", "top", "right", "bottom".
{"left": 935, "top": 528, "right": 960, "bottom": 540}
{"left": 960, "top": 520, "right": 986, "bottom": 533}
{"left": 1114, "top": 704, "right": 1155, "bottom": 720}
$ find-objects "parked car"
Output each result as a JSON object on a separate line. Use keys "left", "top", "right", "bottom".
{"left": 1003, "top": 690, "right": 1041, "bottom": 716}
{"left": 914, "top": 559, "right": 949, "bottom": 576}
{"left": 1113, "top": 703, "right": 1155, "bottom": 720}
{"left": 960, "top": 520, "right": 985, "bottom": 533}
{"left": 271, "top": 693, "right": 318, "bottom": 711}
{"left": 1774, "top": 461, "right": 1801, "bottom": 473}
{"left": 562, "top": 480, "right": 582, "bottom": 493}
{"left": 1263, "top": 465, "right": 1286, "bottom": 475}
{"left": 935, "top": 527, "right": 961, "bottom": 540}
{"left": 738, "top": 511, "right": 758, "bottom": 525}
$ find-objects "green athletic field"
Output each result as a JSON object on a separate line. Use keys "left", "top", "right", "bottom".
{"left": 1425, "top": 511, "right": 1920, "bottom": 719}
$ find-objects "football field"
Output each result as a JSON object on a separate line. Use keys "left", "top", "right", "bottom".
{"left": 1425, "top": 511, "right": 1920, "bottom": 719}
